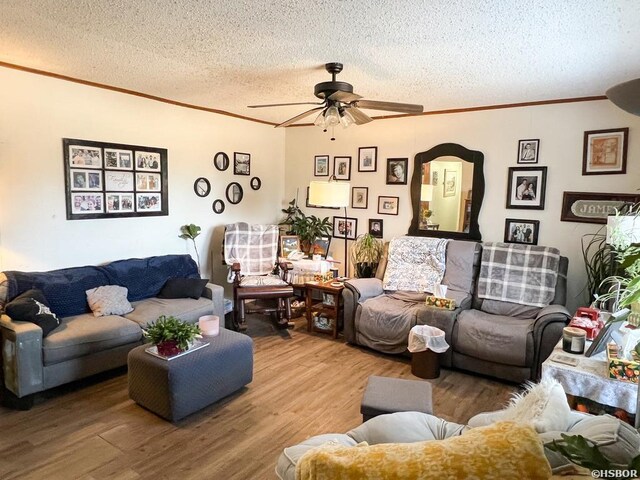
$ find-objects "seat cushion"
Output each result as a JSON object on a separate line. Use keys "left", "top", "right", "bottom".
{"left": 454, "top": 309, "right": 534, "bottom": 367}
{"left": 240, "top": 275, "right": 288, "bottom": 287}
{"left": 43, "top": 314, "right": 142, "bottom": 365}
{"left": 124, "top": 297, "right": 213, "bottom": 327}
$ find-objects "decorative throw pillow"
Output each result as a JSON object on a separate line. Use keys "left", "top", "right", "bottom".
{"left": 296, "top": 422, "right": 551, "bottom": 480}
{"left": 157, "top": 278, "right": 209, "bottom": 299}
{"left": 0, "top": 272, "right": 8, "bottom": 314}
{"left": 5, "top": 288, "right": 60, "bottom": 337}
{"left": 467, "top": 378, "right": 571, "bottom": 433}
{"left": 86, "top": 285, "right": 134, "bottom": 317}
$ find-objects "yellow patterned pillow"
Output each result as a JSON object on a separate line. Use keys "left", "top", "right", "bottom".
{"left": 296, "top": 421, "right": 551, "bottom": 480}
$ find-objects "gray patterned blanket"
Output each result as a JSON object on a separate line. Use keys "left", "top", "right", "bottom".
{"left": 224, "top": 223, "right": 279, "bottom": 276}
{"left": 477, "top": 242, "right": 560, "bottom": 308}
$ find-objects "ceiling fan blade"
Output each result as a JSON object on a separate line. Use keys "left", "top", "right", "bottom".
{"left": 346, "top": 106, "right": 373, "bottom": 125}
{"left": 606, "top": 78, "right": 640, "bottom": 116}
{"left": 275, "top": 107, "right": 325, "bottom": 127}
{"left": 248, "top": 101, "right": 324, "bottom": 108}
{"left": 354, "top": 100, "right": 424, "bottom": 114}
{"left": 328, "top": 91, "right": 362, "bottom": 102}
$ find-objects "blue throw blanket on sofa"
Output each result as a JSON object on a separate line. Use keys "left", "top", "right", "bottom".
{"left": 4, "top": 254, "right": 199, "bottom": 318}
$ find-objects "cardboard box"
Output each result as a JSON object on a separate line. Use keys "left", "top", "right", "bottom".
{"left": 425, "top": 296, "right": 456, "bottom": 310}
{"left": 607, "top": 343, "right": 640, "bottom": 384}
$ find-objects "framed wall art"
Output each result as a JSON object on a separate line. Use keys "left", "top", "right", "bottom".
{"left": 560, "top": 191, "right": 640, "bottom": 224}
{"left": 310, "top": 236, "right": 331, "bottom": 258}
{"left": 443, "top": 169, "right": 457, "bottom": 197}
{"left": 504, "top": 218, "right": 540, "bottom": 245}
{"left": 386, "top": 158, "right": 408, "bottom": 185}
{"left": 506, "top": 166, "right": 547, "bottom": 210}
{"left": 369, "top": 218, "right": 383, "bottom": 238}
{"left": 334, "top": 156, "right": 351, "bottom": 180}
{"left": 378, "top": 196, "right": 399, "bottom": 215}
{"left": 333, "top": 216, "right": 358, "bottom": 240}
{"left": 314, "top": 155, "right": 329, "bottom": 176}
{"left": 351, "top": 187, "right": 368, "bottom": 209}
{"left": 582, "top": 128, "right": 628, "bottom": 175}
{"left": 358, "top": 146, "right": 377, "bottom": 172}
{"left": 517, "top": 139, "right": 540, "bottom": 164}
{"left": 64, "top": 138, "right": 168, "bottom": 220}
{"left": 234, "top": 152, "right": 251, "bottom": 175}
{"left": 280, "top": 235, "right": 301, "bottom": 258}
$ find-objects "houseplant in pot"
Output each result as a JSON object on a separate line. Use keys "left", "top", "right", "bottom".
{"left": 280, "top": 198, "right": 332, "bottom": 254}
{"left": 143, "top": 315, "right": 202, "bottom": 356}
{"left": 350, "top": 233, "right": 384, "bottom": 278}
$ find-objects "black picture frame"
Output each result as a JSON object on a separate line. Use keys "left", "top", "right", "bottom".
{"left": 250, "top": 177, "right": 261, "bottom": 190}
{"left": 351, "top": 187, "right": 368, "bottom": 209}
{"left": 358, "top": 146, "right": 377, "bottom": 172}
{"left": 584, "top": 309, "right": 629, "bottom": 357}
{"left": 560, "top": 191, "right": 640, "bottom": 224}
{"left": 212, "top": 199, "right": 225, "bottom": 214}
{"left": 506, "top": 166, "right": 547, "bottom": 210}
{"left": 64, "top": 138, "right": 168, "bottom": 220}
{"left": 378, "top": 196, "right": 399, "bottom": 215}
{"left": 193, "top": 177, "right": 211, "bottom": 197}
{"left": 314, "top": 155, "right": 329, "bottom": 176}
{"left": 226, "top": 182, "right": 243, "bottom": 204}
{"left": 582, "top": 128, "right": 629, "bottom": 175}
{"left": 213, "top": 152, "right": 229, "bottom": 171}
{"left": 386, "top": 158, "right": 408, "bottom": 185}
{"left": 517, "top": 139, "right": 540, "bottom": 164}
{"left": 234, "top": 152, "right": 250, "bottom": 176}
{"left": 332, "top": 216, "right": 358, "bottom": 240}
{"left": 503, "top": 218, "right": 540, "bottom": 245}
{"left": 369, "top": 219, "right": 383, "bottom": 238}
{"left": 333, "top": 156, "right": 351, "bottom": 181}
{"left": 310, "top": 236, "right": 331, "bottom": 258}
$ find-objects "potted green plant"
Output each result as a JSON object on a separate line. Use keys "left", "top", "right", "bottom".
{"left": 350, "top": 233, "right": 384, "bottom": 278}
{"left": 179, "top": 223, "right": 202, "bottom": 273}
{"left": 280, "top": 199, "right": 332, "bottom": 254}
{"left": 143, "top": 315, "right": 201, "bottom": 356}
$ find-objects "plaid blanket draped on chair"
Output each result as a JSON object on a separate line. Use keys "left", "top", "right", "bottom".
{"left": 477, "top": 242, "right": 560, "bottom": 308}
{"left": 224, "top": 223, "right": 279, "bottom": 277}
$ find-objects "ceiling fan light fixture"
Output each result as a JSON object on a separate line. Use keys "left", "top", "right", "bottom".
{"left": 313, "top": 110, "right": 327, "bottom": 128}
{"left": 324, "top": 105, "right": 340, "bottom": 127}
{"left": 339, "top": 107, "right": 355, "bottom": 128}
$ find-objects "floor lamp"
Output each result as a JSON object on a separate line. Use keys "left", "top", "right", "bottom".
{"left": 309, "top": 177, "right": 351, "bottom": 277}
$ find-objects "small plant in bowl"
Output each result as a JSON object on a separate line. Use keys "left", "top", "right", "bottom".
{"left": 143, "top": 315, "right": 201, "bottom": 356}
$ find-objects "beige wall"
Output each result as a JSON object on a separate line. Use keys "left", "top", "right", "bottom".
{"left": 285, "top": 101, "right": 640, "bottom": 312}
{"left": 0, "top": 67, "right": 285, "bottom": 289}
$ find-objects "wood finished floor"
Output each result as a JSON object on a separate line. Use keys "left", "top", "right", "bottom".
{"left": 0, "top": 316, "right": 517, "bottom": 479}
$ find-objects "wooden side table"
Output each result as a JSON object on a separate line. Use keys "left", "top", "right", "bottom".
{"left": 305, "top": 280, "right": 344, "bottom": 339}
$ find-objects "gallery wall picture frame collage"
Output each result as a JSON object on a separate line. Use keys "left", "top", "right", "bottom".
{"left": 63, "top": 138, "right": 168, "bottom": 220}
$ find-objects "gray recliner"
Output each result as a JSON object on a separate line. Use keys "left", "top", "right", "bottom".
{"left": 342, "top": 239, "right": 571, "bottom": 383}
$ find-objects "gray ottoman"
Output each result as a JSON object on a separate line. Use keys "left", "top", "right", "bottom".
{"left": 361, "top": 376, "right": 433, "bottom": 422}
{"left": 128, "top": 328, "right": 253, "bottom": 421}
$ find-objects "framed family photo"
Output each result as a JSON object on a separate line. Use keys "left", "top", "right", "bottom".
{"left": 369, "top": 218, "right": 383, "bottom": 238}
{"left": 64, "top": 138, "right": 168, "bottom": 220}
{"left": 506, "top": 166, "right": 547, "bottom": 210}
{"left": 378, "top": 196, "right": 399, "bottom": 215}
{"left": 314, "top": 155, "right": 329, "bottom": 176}
{"left": 234, "top": 152, "right": 251, "bottom": 175}
{"left": 334, "top": 156, "right": 351, "bottom": 180}
{"left": 504, "top": 218, "right": 540, "bottom": 245}
{"left": 517, "top": 139, "right": 540, "bottom": 164}
{"left": 386, "top": 158, "right": 408, "bottom": 185}
{"left": 333, "top": 216, "right": 358, "bottom": 240}
{"left": 358, "top": 146, "right": 377, "bottom": 172}
{"left": 582, "top": 128, "right": 628, "bottom": 175}
{"left": 351, "top": 187, "right": 368, "bottom": 209}
{"left": 443, "top": 169, "right": 457, "bottom": 197}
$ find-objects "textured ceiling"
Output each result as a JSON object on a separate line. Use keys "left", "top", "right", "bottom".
{"left": 1, "top": 0, "right": 639, "bottom": 124}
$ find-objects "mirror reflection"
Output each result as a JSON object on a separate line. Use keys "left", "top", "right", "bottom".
{"left": 419, "top": 156, "right": 474, "bottom": 233}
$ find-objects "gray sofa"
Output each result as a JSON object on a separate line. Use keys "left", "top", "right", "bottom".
{"left": 343, "top": 240, "right": 571, "bottom": 383}
{"left": 0, "top": 254, "right": 224, "bottom": 407}
{"left": 276, "top": 410, "right": 640, "bottom": 479}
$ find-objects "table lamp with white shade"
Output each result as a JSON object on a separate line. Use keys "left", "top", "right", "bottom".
{"left": 309, "top": 177, "right": 350, "bottom": 276}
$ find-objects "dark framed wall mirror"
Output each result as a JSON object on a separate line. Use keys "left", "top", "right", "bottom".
{"left": 250, "top": 176, "right": 261, "bottom": 190}
{"left": 212, "top": 199, "right": 225, "bottom": 214}
{"left": 213, "top": 152, "right": 229, "bottom": 171}
{"left": 408, "top": 143, "right": 485, "bottom": 241}
{"left": 193, "top": 177, "right": 211, "bottom": 197}
{"left": 226, "top": 182, "right": 243, "bottom": 204}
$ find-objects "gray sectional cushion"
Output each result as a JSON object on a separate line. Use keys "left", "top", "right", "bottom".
{"left": 479, "top": 299, "right": 541, "bottom": 319}
{"left": 454, "top": 309, "right": 534, "bottom": 367}
{"left": 442, "top": 240, "right": 480, "bottom": 295}
{"left": 43, "top": 313, "right": 142, "bottom": 365}
{"left": 124, "top": 297, "right": 213, "bottom": 327}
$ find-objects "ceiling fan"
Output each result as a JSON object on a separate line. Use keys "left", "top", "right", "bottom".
{"left": 248, "top": 62, "right": 424, "bottom": 129}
